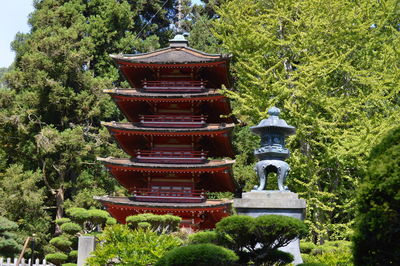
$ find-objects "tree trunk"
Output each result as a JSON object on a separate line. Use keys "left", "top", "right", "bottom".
{"left": 54, "top": 187, "right": 65, "bottom": 235}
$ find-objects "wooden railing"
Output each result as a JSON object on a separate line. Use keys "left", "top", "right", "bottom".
{"left": 136, "top": 150, "right": 208, "bottom": 164}
{"left": 139, "top": 114, "right": 207, "bottom": 128}
{"left": 133, "top": 188, "right": 206, "bottom": 203}
{"left": 142, "top": 80, "right": 207, "bottom": 92}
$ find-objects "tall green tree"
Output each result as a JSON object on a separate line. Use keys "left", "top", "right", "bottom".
{"left": 214, "top": 0, "right": 400, "bottom": 242}
{"left": 1, "top": 0, "right": 179, "bottom": 238}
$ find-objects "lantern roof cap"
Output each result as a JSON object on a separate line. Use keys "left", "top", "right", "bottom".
{"left": 250, "top": 107, "right": 296, "bottom": 136}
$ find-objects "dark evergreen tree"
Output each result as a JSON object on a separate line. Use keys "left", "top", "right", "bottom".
{"left": 353, "top": 127, "right": 400, "bottom": 265}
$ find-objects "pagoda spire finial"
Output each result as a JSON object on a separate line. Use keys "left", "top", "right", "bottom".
{"left": 177, "top": 0, "right": 183, "bottom": 33}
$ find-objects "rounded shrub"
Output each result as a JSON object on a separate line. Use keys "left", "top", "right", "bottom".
{"left": 45, "top": 252, "right": 68, "bottom": 265}
{"left": 66, "top": 208, "right": 89, "bottom": 224}
{"left": 55, "top": 218, "right": 71, "bottom": 226}
{"left": 106, "top": 217, "right": 117, "bottom": 225}
{"left": 60, "top": 222, "right": 81, "bottom": 235}
{"left": 126, "top": 213, "right": 181, "bottom": 233}
{"left": 69, "top": 250, "right": 78, "bottom": 259}
{"left": 138, "top": 222, "right": 151, "bottom": 229}
{"left": 49, "top": 236, "right": 72, "bottom": 251}
{"left": 215, "top": 215, "right": 255, "bottom": 250}
{"left": 155, "top": 243, "right": 239, "bottom": 266}
{"left": 86, "top": 209, "right": 109, "bottom": 225}
{"left": 188, "top": 230, "right": 219, "bottom": 245}
{"left": 353, "top": 127, "right": 400, "bottom": 265}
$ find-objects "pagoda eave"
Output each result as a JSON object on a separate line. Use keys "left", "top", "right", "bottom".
{"left": 104, "top": 88, "right": 228, "bottom": 101}
{"left": 96, "top": 196, "right": 233, "bottom": 229}
{"left": 102, "top": 122, "right": 234, "bottom": 136}
{"left": 97, "top": 157, "right": 235, "bottom": 171}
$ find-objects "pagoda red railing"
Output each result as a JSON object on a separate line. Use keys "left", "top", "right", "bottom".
{"left": 136, "top": 150, "right": 208, "bottom": 164}
{"left": 133, "top": 188, "right": 206, "bottom": 203}
{"left": 142, "top": 80, "right": 207, "bottom": 92}
{"left": 139, "top": 114, "right": 207, "bottom": 128}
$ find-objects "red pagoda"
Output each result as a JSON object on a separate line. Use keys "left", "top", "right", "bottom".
{"left": 96, "top": 34, "right": 236, "bottom": 229}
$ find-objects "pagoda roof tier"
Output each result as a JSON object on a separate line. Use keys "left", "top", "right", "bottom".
{"left": 102, "top": 122, "right": 234, "bottom": 135}
{"left": 104, "top": 89, "right": 234, "bottom": 124}
{"left": 110, "top": 46, "right": 230, "bottom": 65}
{"left": 95, "top": 196, "right": 233, "bottom": 229}
{"left": 104, "top": 88, "right": 228, "bottom": 101}
{"left": 102, "top": 122, "right": 235, "bottom": 158}
{"left": 97, "top": 157, "right": 236, "bottom": 192}
{"left": 110, "top": 43, "right": 231, "bottom": 88}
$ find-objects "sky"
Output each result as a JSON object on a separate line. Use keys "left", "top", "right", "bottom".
{"left": 0, "top": 0, "right": 34, "bottom": 68}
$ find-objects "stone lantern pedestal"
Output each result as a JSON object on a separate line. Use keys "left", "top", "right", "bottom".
{"left": 234, "top": 191, "right": 306, "bottom": 264}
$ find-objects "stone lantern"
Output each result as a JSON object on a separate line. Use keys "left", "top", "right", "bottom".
{"left": 250, "top": 107, "right": 296, "bottom": 191}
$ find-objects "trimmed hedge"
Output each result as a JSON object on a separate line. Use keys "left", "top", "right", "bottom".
{"left": 55, "top": 218, "right": 71, "bottom": 226}
{"left": 60, "top": 222, "right": 81, "bottom": 235}
{"left": 126, "top": 213, "right": 181, "bottom": 233}
{"left": 155, "top": 244, "right": 239, "bottom": 266}
{"left": 188, "top": 230, "right": 219, "bottom": 245}
{"left": 49, "top": 236, "right": 72, "bottom": 251}
{"left": 45, "top": 252, "right": 68, "bottom": 265}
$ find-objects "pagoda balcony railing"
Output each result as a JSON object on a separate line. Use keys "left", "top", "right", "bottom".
{"left": 136, "top": 150, "right": 208, "bottom": 164}
{"left": 142, "top": 80, "right": 207, "bottom": 92}
{"left": 139, "top": 114, "right": 207, "bottom": 128}
{"left": 133, "top": 188, "right": 206, "bottom": 203}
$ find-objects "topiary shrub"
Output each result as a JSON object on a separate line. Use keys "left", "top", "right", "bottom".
{"left": 66, "top": 208, "right": 90, "bottom": 224}
{"left": 0, "top": 216, "right": 22, "bottom": 257}
{"left": 353, "top": 127, "right": 400, "bottom": 265}
{"left": 155, "top": 243, "right": 239, "bottom": 266}
{"left": 49, "top": 236, "right": 72, "bottom": 251}
{"left": 60, "top": 222, "right": 81, "bottom": 235}
{"left": 214, "top": 214, "right": 306, "bottom": 265}
{"left": 126, "top": 213, "right": 181, "bottom": 233}
{"left": 86, "top": 209, "right": 109, "bottom": 225}
{"left": 45, "top": 252, "right": 68, "bottom": 265}
{"left": 55, "top": 218, "right": 71, "bottom": 226}
{"left": 106, "top": 217, "right": 117, "bottom": 225}
{"left": 69, "top": 250, "right": 78, "bottom": 259}
{"left": 188, "top": 230, "right": 219, "bottom": 245}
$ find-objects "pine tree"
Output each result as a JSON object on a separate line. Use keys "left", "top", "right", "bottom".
{"left": 214, "top": 0, "right": 400, "bottom": 242}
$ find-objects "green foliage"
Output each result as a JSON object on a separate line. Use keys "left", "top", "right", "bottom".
{"left": 60, "top": 223, "right": 81, "bottom": 235}
{"left": 300, "top": 242, "right": 317, "bottom": 254}
{"left": 0, "top": 217, "right": 23, "bottom": 257}
{"left": 49, "top": 236, "right": 73, "bottom": 251}
{"left": 69, "top": 250, "right": 78, "bottom": 259}
{"left": 126, "top": 213, "right": 181, "bottom": 233}
{"left": 56, "top": 218, "right": 71, "bottom": 226}
{"left": 87, "top": 224, "right": 182, "bottom": 266}
{"left": 45, "top": 252, "right": 68, "bottom": 265}
{"left": 353, "top": 127, "right": 400, "bottom": 265}
{"left": 302, "top": 241, "right": 352, "bottom": 265}
{"left": 188, "top": 230, "right": 219, "bottom": 245}
{"left": 156, "top": 243, "right": 239, "bottom": 266}
{"left": 298, "top": 263, "right": 327, "bottom": 266}
{"left": 106, "top": 217, "right": 117, "bottom": 226}
{"left": 214, "top": 0, "right": 400, "bottom": 242}
{"left": 61, "top": 264, "right": 77, "bottom": 266}
{"left": 214, "top": 215, "right": 305, "bottom": 265}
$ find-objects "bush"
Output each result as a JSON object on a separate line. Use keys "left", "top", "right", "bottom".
{"left": 215, "top": 215, "right": 306, "bottom": 264}
{"left": 126, "top": 213, "right": 181, "bottom": 233}
{"left": 60, "top": 223, "right": 81, "bottom": 235}
{"left": 55, "top": 218, "right": 71, "bottom": 226}
{"left": 252, "top": 215, "right": 308, "bottom": 249}
{"left": 155, "top": 243, "right": 239, "bottom": 266}
{"left": 303, "top": 240, "right": 352, "bottom": 265}
{"left": 0, "top": 216, "right": 22, "bottom": 257}
{"left": 300, "top": 242, "right": 317, "bottom": 254}
{"left": 86, "top": 209, "right": 109, "bottom": 225}
{"left": 49, "top": 236, "right": 72, "bottom": 251}
{"left": 86, "top": 224, "right": 182, "bottom": 265}
{"left": 188, "top": 230, "right": 219, "bottom": 245}
{"left": 69, "top": 250, "right": 78, "bottom": 259}
{"left": 66, "top": 208, "right": 90, "bottom": 224}
{"left": 45, "top": 252, "right": 68, "bottom": 265}
{"left": 353, "top": 127, "right": 400, "bottom": 265}
{"left": 106, "top": 217, "right": 117, "bottom": 225}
